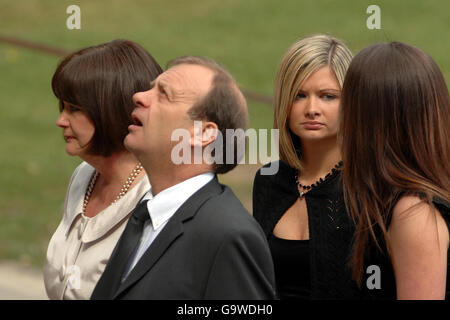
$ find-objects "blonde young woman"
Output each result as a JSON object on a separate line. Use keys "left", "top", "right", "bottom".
{"left": 253, "top": 34, "right": 357, "bottom": 299}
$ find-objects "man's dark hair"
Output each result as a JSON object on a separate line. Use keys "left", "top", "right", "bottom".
{"left": 167, "top": 56, "right": 249, "bottom": 174}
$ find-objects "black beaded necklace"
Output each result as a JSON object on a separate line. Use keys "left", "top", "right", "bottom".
{"left": 295, "top": 161, "right": 343, "bottom": 198}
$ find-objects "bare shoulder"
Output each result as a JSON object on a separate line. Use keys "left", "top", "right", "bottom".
{"left": 392, "top": 195, "right": 428, "bottom": 218}
{"left": 392, "top": 195, "right": 446, "bottom": 224}
{"left": 390, "top": 195, "right": 448, "bottom": 242}
{"left": 388, "top": 194, "right": 449, "bottom": 299}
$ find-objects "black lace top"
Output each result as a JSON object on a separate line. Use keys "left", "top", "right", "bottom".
{"left": 253, "top": 160, "right": 450, "bottom": 300}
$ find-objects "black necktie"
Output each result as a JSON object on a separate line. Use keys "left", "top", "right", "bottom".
{"left": 91, "top": 200, "right": 150, "bottom": 298}
{"left": 120, "top": 200, "right": 151, "bottom": 279}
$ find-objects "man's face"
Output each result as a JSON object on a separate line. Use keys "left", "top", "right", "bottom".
{"left": 125, "top": 64, "right": 214, "bottom": 162}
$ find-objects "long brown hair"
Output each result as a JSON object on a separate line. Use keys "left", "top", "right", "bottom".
{"left": 339, "top": 42, "right": 450, "bottom": 286}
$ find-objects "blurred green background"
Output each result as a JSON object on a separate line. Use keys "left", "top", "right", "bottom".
{"left": 0, "top": 0, "right": 449, "bottom": 267}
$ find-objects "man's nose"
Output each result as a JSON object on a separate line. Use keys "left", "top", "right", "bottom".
{"left": 133, "top": 90, "right": 152, "bottom": 108}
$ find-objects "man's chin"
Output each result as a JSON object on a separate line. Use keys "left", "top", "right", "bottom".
{"left": 124, "top": 135, "right": 146, "bottom": 159}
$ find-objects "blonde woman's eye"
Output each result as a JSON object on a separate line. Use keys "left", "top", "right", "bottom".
{"left": 323, "top": 94, "right": 337, "bottom": 100}
{"left": 295, "top": 93, "right": 306, "bottom": 100}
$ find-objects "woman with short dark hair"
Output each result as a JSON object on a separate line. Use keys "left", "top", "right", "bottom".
{"left": 44, "top": 39, "right": 162, "bottom": 299}
{"left": 340, "top": 42, "right": 450, "bottom": 299}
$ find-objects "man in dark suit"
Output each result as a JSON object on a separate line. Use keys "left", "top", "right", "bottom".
{"left": 91, "top": 56, "right": 275, "bottom": 299}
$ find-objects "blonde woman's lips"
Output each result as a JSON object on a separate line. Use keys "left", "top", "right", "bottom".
{"left": 302, "top": 121, "right": 324, "bottom": 130}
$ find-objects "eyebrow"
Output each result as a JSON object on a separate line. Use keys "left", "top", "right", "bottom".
{"left": 150, "top": 79, "right": 174, "bottom": 99}
{"left": 319, "top": 88, "right": 340, "bottom": 93}
{"left": 298, "top": 88, "right": 340, "bottom": 93}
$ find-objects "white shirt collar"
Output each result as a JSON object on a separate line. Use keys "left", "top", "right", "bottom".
{"left": 141, "top": 172, "right": 214, "bottom": 229}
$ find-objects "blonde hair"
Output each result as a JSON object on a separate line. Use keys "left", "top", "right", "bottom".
{"left": 274, "top": 34, "right": 353, "bottom": 170}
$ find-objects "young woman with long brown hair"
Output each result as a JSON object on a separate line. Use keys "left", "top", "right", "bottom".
{"left": 340, "top": 42, "right": 450, "bottom": 299}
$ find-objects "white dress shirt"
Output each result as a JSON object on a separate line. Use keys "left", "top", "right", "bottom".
{"left": 122, "top": 172, "right": 214, "bottom": 280}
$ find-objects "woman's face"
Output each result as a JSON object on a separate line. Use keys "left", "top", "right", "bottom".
{"left": 56, "top": 101, "right": 95, "bottom": 157}
{"left": 288, "top": 66, "right": 341, "bottom": 143}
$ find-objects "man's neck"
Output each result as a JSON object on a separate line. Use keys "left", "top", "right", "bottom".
{"left": 143, "top": 162, "right": 214, "bottom": 196}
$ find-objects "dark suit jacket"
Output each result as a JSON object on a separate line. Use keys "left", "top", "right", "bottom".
{"left": 91, "top": 176, "right": 275, "bottom": 299}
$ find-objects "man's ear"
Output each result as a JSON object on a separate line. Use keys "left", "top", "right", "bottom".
{"left": 190, "top": 121, "right": 219, "bottom": 147}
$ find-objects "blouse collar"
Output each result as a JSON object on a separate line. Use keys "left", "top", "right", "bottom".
{"left": 62, "top": 162, "right": 151, "bottom": 243}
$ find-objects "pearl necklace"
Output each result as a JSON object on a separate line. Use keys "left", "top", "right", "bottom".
{"left": 82, "top": 163, "right": 144, "bottom": 215}
{"left": 295, "top": 161, "right": 343, "bottom": 198}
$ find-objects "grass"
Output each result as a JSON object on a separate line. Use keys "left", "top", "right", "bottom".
{"left": 0, "top": 0, "right": 449, "bottom": 267}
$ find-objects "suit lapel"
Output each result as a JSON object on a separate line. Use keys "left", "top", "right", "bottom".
{"left": 113, "top": 176, "right": 222, "bottom": 298}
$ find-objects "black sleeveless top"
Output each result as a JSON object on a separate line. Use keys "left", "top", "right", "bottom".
{"left": 268, "top": 236, "right": 310, "bottom": 299}
{"left": 253, "top": 160, "right": 450, "bottom": 300}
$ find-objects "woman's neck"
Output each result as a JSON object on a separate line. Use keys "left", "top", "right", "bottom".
{"left": 82, "top": 151, "right": 143, "bottom": 186}
{"left": 299, "top": 138, "right": 341, "bottom": 184}
{"left": 80, "top": 151, "right": 145, "bottom": 218}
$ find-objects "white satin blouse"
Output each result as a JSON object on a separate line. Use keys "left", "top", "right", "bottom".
{"left": 43, "top": 161, "right": 150, "bottom": 300}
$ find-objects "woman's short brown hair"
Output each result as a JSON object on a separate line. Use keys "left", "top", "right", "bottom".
{"left": 52, "top": 39, "right": 162, "bottom": 156}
